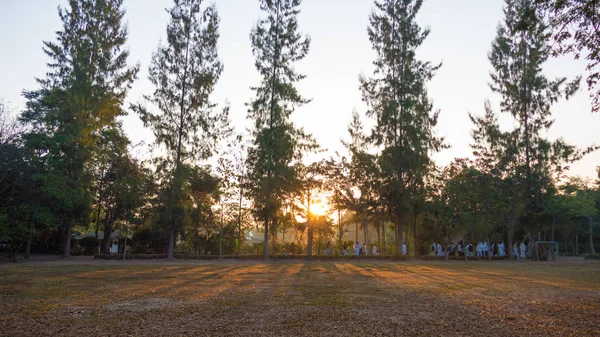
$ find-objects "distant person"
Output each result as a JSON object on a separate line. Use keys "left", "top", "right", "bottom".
{"left": 499, "top": 241, "right": 506, "bottom": 257}
{"left": 373, "top": 244, "right": 379, "bottom": 256}
{"left": 466, "top": 242, "right": 473, "bottom": 257}
{"left": 402, "top": 242, "right": 407, "bottom": 256}
{"left": 358, "top": 241, "right": 364, "bottom": 256}
{"left": 483, "top": 242, "right": 489, "bottom": 257}
{"left": 437, "top": 243, "right": 443, "bottom": 257}
{"left": 431, "top": 242, "right": 436, "bottom": 256}
{"left": 457, "top": 242, "right": 464, "bottom": 257}
{"left": 513, "top": 244, "right": 518, "bottom": 259}
{"left": 476, "top": 242, "right": 482, "bottom": 257}
{"left": 519, "top": 242, "right": 527, "bottom": 261}
{"left": 343, "top": 241, "right": 348, "bottom": 256}
{"left": 325, "top": 242, "right": 331, "bottom": 256}
{"left": 448, "top": 243, "right": 455, "bottom": 256}
{"left": 354, "top": 242, "right": 359, "bottom": 256}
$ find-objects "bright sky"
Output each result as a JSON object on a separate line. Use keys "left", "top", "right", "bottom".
{"left": 1, "top": 0, "right": 598, "bottom": 180}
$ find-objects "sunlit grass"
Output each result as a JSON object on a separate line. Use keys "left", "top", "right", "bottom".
{"left": 1, "top": 260, "right": 599, "bottom": 336}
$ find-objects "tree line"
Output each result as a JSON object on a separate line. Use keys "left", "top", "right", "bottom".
{"left": 1, "top": 0, "right": 599, "bottom": 261}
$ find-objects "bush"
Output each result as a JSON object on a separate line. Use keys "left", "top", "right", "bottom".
{"left": 80, "top": 236, "right": 100, "bottom": 249}
{"left": 70, "top": 245, "right": 85, "bottom": 256}
{"left": 94, "top": 254, "right": 168, "bottom": 260}
{"left": 585, "top": 254, "right": 600, "bottom": 260}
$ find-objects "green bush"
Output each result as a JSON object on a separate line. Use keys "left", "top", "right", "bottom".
{"left": 80, "top": 236, "right": 100, "bottom": 249}
{"left": 585, "top": 254, "right": 600, "bottom": 260}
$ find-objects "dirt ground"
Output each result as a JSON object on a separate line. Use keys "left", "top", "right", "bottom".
{"left": 1, "top": 258, "right": 599, "bottom": 336}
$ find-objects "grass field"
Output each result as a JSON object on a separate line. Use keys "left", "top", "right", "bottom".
{"left": 1, "top": 259, "right": 599, "bottom": 336}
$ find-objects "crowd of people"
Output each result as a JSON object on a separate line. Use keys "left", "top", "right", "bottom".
{"left": 323, "top": 240, "right": 529, "bottom": 259}
{"left": 338, "top": 241, "right": 408, "bottom": 257}
{"left": 429, "top": 241, "right": 528, "bottom": 259}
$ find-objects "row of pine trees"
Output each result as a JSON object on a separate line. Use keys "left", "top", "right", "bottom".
{"left": 1, "top": 0, "right": 599, "bottom": 260}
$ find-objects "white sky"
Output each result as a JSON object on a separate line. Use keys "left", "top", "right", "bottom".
{"left": 1, "top": 0, "right": 598, "bottom": 180}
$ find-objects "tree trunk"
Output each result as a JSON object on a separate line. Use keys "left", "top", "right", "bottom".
{"left": 307, "top": 224, "right": 314, "bottom": 258}
{"left": 237, "top": 187, "right": 243, "bottom": 256}
{"left": 575, "top": 229, "right": 579, "bottom": 255}
{"left": 63, "top": 221, "right": 72, "bottom": 258}
{"left": 168, "top": 221, "right": 175, "bottom": 260}
{"left": 507, "top": 232, "right": 514, "bottom": 259}
{"left": 24, "top": 239, "right": 31, "bottom": 260}
{"left": 396, "top": 223, "right": 403, "bottom": 257}
{"left": 588, "top": 216, "right": 596, "bottom": 255}
{"left": 382, "top": 220, "right": 386, "bottom": 256}
{"left": 412, "top": 214, "right": 417, "bottom": 257}
{"left": 263, "top": 218, "right": 269, "bottom": 259}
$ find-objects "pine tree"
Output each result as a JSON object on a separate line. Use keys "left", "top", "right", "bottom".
{"left": 487, "top": 0, "right": 586, "bottom": 256}
{"left": 535, "top": 0, "right": 600, "bottom": 113}
{"left": 21, "top": 0, "right": 138, "bottom": 257}
{"left": 361, "top": 0, "right": 444, "bottom": 256}
{"left": 246, "top": 0, "right": 314, "bottom": 258}
{"left": 132, "top": 0, "right": 229, "bottom": 260}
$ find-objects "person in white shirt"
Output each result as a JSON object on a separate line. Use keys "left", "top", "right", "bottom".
{"left": 476, "top": 242, "right": 482, "bottom": 257}
{"left": 402, "top": 243, "right": 407, "bottom": 256}
{"left": 437, "top": 243, "right": 443, "bottom": 256}
{"left": 373, "top": 244, "right": 379, "bottom": 256}
{"left": 519, "top": 242, "right": 527, "bottom": 260}
{"left": 483, "top": 242, "right": 489, "bottom": 257}
{"left": 457, "top": 242, "right": 464, "bottom": 257}
{"left": 499, "top": 241, "right": 506, "bottom": 257}
{"left": 466, "top": 242, "right": 473, "bottom": 256}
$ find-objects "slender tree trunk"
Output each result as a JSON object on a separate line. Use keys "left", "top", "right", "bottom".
{"left": 412, "top": 213, "right": 417, "bottom": 257}
{"left": 122, "top": 225, "right": 128, "bottom": 260}
{"left": 168, "top": 221, "right": 175, "bottom": 260}
{"left": 237, "top": 187, "right": 243, "bottom": 255}
{"left": 575, "top": 229, "right": 579, "bottom": 255}
{"left": 263, "top": 218, "right": 269, "bottom": 258}
{"left": 63, "top": 221, "right": 72, "bottom": 258}
{"left": 95, "top": 167, "right": 105, "bottom": 240}
{"left": 382, "top": 220, "right": 386, "bottom": 256}
{"left": 397, "top": 223, "right": 403, "bottom": 257}
{"left": 25, "top": 240, "right": 31, "bottom": 260}
{"left": 219, "top": 200, "right": 224, "bottom": 261}
{"left": 588, "top": 216, "right": 596, "bottom": 255}
{"left": 307, "top": 191, "right": 313, "bottom": 258}
{"left": 377, "top": 223, "right": 381, "bottom": 250}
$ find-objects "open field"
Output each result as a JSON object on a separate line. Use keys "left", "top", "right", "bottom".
{"left": 1, "top": 259, "right": 599, "bottom": 336}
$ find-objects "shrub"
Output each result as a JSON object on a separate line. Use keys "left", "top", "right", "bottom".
{"left": 80, "top": 236, "right": 100, "bottom": 249}
{"left": 585, "top": 254, "right": 600, "bottom": 260}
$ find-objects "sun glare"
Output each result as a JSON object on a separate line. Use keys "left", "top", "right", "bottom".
{"left": 310, "top": 202, "right": 327, "bottom": 216}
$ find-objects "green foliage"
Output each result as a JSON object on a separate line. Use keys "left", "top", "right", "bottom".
{"left": 80, "top": 236, "right": 100, "bottom": 249}
{"left": 478, "top": 0, "right": 589, "bottom": 243}
{"left": 132, "top": 0, "right": 229, "bottom": 260}
{"left": 535, "top": 0, "right": 600, "bottom": 112}
{"left": 360, "top": 0, "right": 444, "bottom": 255}
{"left": 246, "top": 0, "right": 315, "bottom": 257}
{"left": 20, "top": 0, "right": 138, "bottom": 257}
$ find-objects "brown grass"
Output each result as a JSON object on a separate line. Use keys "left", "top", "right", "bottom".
{"left": 1, "top": 259, "right": 599, "bottom": 336}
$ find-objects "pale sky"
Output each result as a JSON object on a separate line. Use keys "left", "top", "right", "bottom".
{"left": 1, "top": 0, "right": 598, "bottom": 180}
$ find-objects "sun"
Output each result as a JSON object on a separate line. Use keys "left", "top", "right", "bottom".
{"left": 309, "top": 201, "right": 327, "bottom": 216}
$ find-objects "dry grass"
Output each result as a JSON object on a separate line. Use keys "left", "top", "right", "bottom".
{"left": 1, "top": 258, "right": 599, "bottom": 336}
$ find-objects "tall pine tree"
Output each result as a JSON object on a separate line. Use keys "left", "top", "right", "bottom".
{"left": 21, "top": 0, "right": 138, "bottom": 257}
{"left": 361, "top": 0, "right": 444, "bottom": 256}
{"left": 487, "top": 0, "right": 585, "bottom": 255}
{"left": 132, "top": 0, "right": 229, "bottom": 260}
{"left": 246, "top": 0, "right": 313, "bottom": 258}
